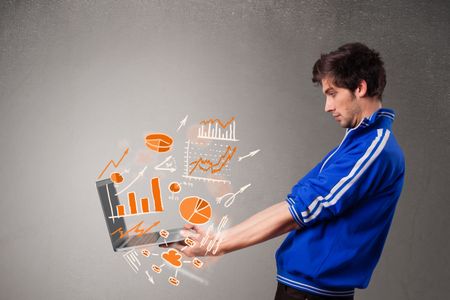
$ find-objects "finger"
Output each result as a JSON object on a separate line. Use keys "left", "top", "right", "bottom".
{"left": 193, "top": 225, "right": 205, "bottom": 235}
{"left": 170, "top": 242, "right": 189, "bottom": 253}
{"left": 184, "top": 224, "right": 205, "bottom": 235}
{"left": 183, "top": 224, "right": 195, "bottom": 230}
{"left": 160, "top": 241, "right": 182, "bottom": 249}
{"left": 181, "top": 229, "right": 200, "bottom": 239}
{"left": 178, "top": 246, "right": 195, "bottom": 257}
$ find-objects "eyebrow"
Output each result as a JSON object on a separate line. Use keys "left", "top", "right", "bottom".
{"left": 324, "top": 87, "right": 336, "bottom": 94}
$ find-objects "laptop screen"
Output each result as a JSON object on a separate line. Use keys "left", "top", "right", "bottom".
{"left": 96, "top": 179, "right": 127, "bottom": 250}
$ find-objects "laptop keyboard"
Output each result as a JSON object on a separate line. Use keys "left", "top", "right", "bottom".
{"left": 122, "top": 233, "right": 159, "bottom": 248}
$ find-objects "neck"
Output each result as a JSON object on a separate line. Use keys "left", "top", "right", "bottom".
{"left": 357, "top": 98, "right": 382, "bottom": 124}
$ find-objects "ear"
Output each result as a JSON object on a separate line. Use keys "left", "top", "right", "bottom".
{"left": 355, "top": 80, "right": 368, "bottom": 98}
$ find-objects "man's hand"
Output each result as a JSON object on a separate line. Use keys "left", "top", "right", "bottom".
{"left": 161, "top": 201, "right": 300, "bottom": 257}
{"left": 162, "top": 224, "right": 224, "bottom": 257}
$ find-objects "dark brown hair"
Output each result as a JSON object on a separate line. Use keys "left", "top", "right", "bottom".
{"left": 312, "top": 43, "right": 386, "bottom": 99}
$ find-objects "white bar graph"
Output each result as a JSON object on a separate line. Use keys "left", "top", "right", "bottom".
{"left": 198, "top": 119, "right": 238, "bottom": 141}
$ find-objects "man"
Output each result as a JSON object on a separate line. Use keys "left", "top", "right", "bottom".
{"left": 172, "top": 43, "right": 405, "bottom": 300}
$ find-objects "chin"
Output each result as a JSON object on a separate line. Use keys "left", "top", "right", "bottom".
{"left": 337, "top": 120, "right": 346, "bottom": 127}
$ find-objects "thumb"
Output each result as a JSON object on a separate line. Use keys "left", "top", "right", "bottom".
{"left": 184, "top": 224, "right": 195, "bottom": 230}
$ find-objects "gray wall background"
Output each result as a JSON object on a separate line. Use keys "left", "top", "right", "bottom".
{"left": 0, "top": 0, "right": 449, "bottom": 299}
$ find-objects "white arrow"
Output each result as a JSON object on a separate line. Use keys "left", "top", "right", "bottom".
{"left": 238, "top": 149, "right": 260, "bottom": 161}
{"left": 177, "top": 115, "right": 189, "bottom": 132}
{"left": 145, "top": 271, "right": 155, "bottom": 284}
{"left": 115, "top": 166, "right": 148, "bottom": 196}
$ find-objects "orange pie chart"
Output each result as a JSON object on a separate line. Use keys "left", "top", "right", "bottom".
{"left": 179, "top": 196, "right": 212, "bottom": 225}
{"left": 145, "top": 133, "right": 173, "bottom": 153}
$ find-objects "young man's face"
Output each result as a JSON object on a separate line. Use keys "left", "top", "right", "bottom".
{"left": 321, "top": 77, "right": 363, "bottom": 129}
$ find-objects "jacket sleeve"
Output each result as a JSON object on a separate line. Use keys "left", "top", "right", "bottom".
{"left": 286, "top": 129, "right": 391, "bottom": 227}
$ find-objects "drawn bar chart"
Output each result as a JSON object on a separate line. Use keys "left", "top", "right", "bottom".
{"left": 110, "top": 177, "right": 164, "bottom": 219}
{"left": 141, "top": 197, "right": 150, "bottom": 213}
{"left": 152, "top": 177, "right": 164, "bottom": 211}
{"left": 197, "top": 117, "right": 238, "bottom": 141}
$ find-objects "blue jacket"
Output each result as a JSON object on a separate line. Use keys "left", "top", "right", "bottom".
{"left": 276, "top": 108, "right": 405, "bottom": 297}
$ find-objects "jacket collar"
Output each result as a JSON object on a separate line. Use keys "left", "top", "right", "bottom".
{"left": 359, "top": 108, "right": 395, "bottom": 129}
{"left": 345, "top": 108, "right": 395, "bottom": 133}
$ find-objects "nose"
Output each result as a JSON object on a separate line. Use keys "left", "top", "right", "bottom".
{"left": 324, "top": 96, "right": 334, "bottom": 113}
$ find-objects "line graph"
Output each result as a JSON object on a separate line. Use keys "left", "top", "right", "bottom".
{"left": 97, "top": 148, "right": 129, "bottom": 179}
{"left": 111, "top": 220, "right": 160, "bottom": 239}
{"left": 183, "top": 140, "right": 235, "bottom": 184}
{"left": 201, "top": 117, "right": 235, "bottom": 128}
{"left": 198, "top": 117, "right": 238, "bottom": 141}
{"left": 188, "top": 145, "right": 236, "bottom": 175}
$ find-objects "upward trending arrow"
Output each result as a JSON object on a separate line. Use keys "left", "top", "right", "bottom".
{"left": 177, "top": 115, "right": 189, "bottom": 132}
{"left": 97, "top": 148, "right": 129, "bottom": 179}
{"left": 115, "top": 166, "right": 148, "bottom": 196}
{"left": 238, "top": 149, "right": 260, "bottom": 161}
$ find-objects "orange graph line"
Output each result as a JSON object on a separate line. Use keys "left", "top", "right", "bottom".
{"left": 111, "top": 220, "right": 160, "bottom": 239}
{"left": 200, "top": 117, "right": 235, "bottom": 129}
{"left": 97, "top": 148, "right": 129, "bottom": 179}
{"left": 189, "top": 146, "right": 237, "bottom": 175}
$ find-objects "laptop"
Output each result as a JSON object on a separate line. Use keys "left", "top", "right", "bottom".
{"left": 96, "top": 179, "right": 186, "bottom": 252}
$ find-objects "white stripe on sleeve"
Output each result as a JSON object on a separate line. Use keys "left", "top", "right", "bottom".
{"left": 303, "top": 130, "right": 391, "bottom": 223}
{"left": 301, "top": 129, "right": 384, "bottom": 218}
